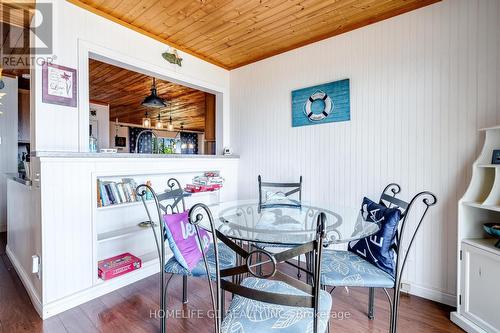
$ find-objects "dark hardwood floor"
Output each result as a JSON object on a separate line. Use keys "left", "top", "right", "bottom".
{"left": 0, "top": 233, "right": 463, "bottom": 333}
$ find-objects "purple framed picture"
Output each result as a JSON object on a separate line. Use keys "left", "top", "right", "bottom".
{"left": 42, "top": 62, "right": 77, "bottom": 107}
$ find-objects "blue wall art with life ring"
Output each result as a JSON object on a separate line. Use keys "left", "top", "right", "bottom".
{"left": 291, "top": 79, "right": 350, "bottom": 127}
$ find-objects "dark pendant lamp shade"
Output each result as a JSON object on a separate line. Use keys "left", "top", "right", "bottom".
{"left": 142, "top": 78, "right": 167, "bottom": 108}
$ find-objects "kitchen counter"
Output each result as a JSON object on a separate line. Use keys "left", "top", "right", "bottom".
{"left": 19, "top": 153, "right": 238, "bottom": 318}
{"left": 5, "top": 173, "right": 32, "bottom": 186}
{"left": 32, "top": 151, "right": 239, "bottom": 159}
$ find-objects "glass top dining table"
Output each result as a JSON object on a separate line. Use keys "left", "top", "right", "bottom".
{"left": 200, "top": 200, "right": 380, "bottom": 246}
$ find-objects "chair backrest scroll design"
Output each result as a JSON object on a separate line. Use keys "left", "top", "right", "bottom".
{"left": 188, "top": 203, "right": 221, "bottom": 333}
{"left": 258, "top": 175, "right": 303, "bottom": 212}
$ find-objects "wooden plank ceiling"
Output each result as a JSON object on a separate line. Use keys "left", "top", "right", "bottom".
{"left": 89, "top": 59, "right": 209, "bottom": 132}
{"left": 0, "top": 1, "right": 34, "bottom": 28}
{"left": 1, "top": 22, "right": 30, "bottom": 76}
{"left": 0, "top": 1, "right": 34, "bottom": 76}
{"left": 69, "top": 0, "right": 440, "bottom": 69}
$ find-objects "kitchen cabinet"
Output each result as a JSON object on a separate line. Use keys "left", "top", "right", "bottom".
{"left": 451, "top": 125, "right": 500, "bottom": 333}
{"left": 460, "top": 240, "right": 500, "bottom": 332}
{"left": 204, "top": 93, "right": 215, "bottom": 141}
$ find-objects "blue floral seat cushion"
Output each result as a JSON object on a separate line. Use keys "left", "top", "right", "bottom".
{"left": 164, "top": 242, "right": 235, "bottom": 280}
{"left": 221, "top": 277, "right": 332, "bottom": 333}
{"left": 321, "top": 250, "right": 395, "bottom": 288}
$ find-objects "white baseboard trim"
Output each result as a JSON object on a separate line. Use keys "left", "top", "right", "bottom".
{"left": 450, "top": 312, "right": 488, "bottom": 333}
{"left": 403, "top": 282, "right": 456, "bottom": 307}
{"left": 42, "top": 260, "right": 160, "bottom": 319}
{"left": 5, "top": 245, "right": 43, "bottom": 317}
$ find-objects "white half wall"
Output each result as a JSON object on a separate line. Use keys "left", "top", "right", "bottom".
{"left": 33, "top": 0, "right": 230, "bottom": 152}
{"left": 0, "top": 76, "right": 18, "bottom": 232}
{"left": 230, "top": 0, "right": 500, "bottom": 305}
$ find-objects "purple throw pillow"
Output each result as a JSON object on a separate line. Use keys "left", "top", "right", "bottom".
{"left": 163, "top": 210, "right": 210, "bottom": 270}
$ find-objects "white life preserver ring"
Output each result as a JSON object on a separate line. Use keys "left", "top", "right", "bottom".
{"left": 304, "top": 90, "right": 333, "bottom": 121}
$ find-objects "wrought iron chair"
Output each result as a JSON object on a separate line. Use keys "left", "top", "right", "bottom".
{"left": 258, "top": 175, "right": 302, "bottom": 212}
{"left": 136, "top": 178, "right": 236, "bottom": 333}
{"left": 193, "top": 203, "right": 331, "bottom": 333}
{"left": 320, "top": 184, "right": 437, "bottom": 333}
{"left": 257, "top": 175, "right": 306, "bottom": 278}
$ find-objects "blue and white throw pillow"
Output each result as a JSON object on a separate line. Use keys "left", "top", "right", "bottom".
{"left": 348, "top": 197, "right": 401, "bottom": 277}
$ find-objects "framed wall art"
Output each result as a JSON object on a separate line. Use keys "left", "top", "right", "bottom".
{"left": 291, "top": 78, "right": 350, "bottom": 127}
{"left": 42, "top": 62, "right": 78, "bottom": 107}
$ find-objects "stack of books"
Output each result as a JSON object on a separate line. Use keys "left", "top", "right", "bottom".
{"left": 97, "top": 178, "right": 139, "bottom": 207}
{"left": 185, "top": 171, "right": 225, "bottom": 193}
{"left": 192, "top": 171, "right": 225, "bottom": 186}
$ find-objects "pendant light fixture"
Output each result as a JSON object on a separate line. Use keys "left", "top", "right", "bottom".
{"left": 166, "top": 103, "right": 174, "bottom": 131}
{"left": 141, "top": 77, "right": 166, "bottom": 108}
{"left": 142, "top": 111, "right": 151, "bottom": 128}
{"left": 167, "top": 110, "right": 174, "bottom": 131}
{"left": 155, "top": 113, "right": 163, "bottom": 129}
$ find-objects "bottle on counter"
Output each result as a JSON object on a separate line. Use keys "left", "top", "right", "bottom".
{"left": 89, "top": 127, "right": 98, "bottom": 152}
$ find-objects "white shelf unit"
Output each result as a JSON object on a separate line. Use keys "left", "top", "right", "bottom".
{"left": 451, "top": 126, "right": 500, "bottom": 333}
{"left": 93, "top": 171, "right": 221, "bottom": 286}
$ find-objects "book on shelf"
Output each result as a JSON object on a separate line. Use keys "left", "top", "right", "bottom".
{"left": 103, "top": 182, "right": 116, "bottom": 204}
{"left": 97, "top": 178, "right": 141, "bottom": 207}
{"left": 97, "top": 183, "right": 102, "bottom": 207}
{"left": 110, "top": 182, "right": 121, "bottom": 204}
{"left": 98, "top": 181, "right": 110, "bottom": 206}
{"left": 116, "top": 182, "right": 126, "bottom": 203}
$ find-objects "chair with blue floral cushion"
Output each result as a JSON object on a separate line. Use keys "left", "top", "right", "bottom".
{"left": 257, "top": 175, "right": 307, "bottom": 279}
{"left": 320, "top": 184, "right": 437, "bottom": 333}
{"left": 136, "top": 179, "right": 236, "bottom": 333}
{"left": 258, "top": 175, "right": 302, "bottom": 211}
{"left": 196, "top": 203, "right": 332, "bottom": 333}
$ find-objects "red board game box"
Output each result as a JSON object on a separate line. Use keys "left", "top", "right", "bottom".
{"left": 98, "top": 253, "right": 142, "bottom": 280}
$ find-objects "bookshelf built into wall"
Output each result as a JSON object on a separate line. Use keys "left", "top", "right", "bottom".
{"left": 451, "top": 126, "right": 500, "bottom": 333}
{"left": 93, "top": 171, "right": 221, "bottom": 286}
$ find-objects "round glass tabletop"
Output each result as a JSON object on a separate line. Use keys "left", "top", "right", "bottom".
{"left": 198, "top": 200, "right": 380, "bottom": 246}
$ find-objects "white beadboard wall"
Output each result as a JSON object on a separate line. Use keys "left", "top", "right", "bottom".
{"left": 229, "top": 0, "right": 500, "bottom": 305}
{"left": 33, "top": 0, "right": 230, "bottom": 152}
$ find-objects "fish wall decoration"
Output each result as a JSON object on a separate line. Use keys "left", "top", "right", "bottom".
{"left": 162, "top": 49, "right": 183, "bottom": 67}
